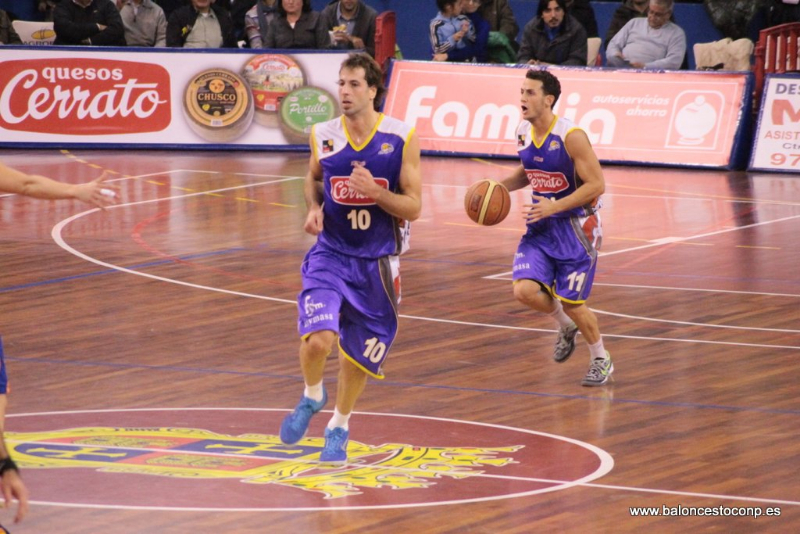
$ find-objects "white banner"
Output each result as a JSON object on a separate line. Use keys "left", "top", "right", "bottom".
{"left": 0, "top": 47, "right": 349, "bottom": 148}
{"left": 750, "top": 74, "right": 800, "bottom": 172}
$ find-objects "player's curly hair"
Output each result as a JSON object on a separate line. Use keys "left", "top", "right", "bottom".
{"left": 525, "top": 69, "right": 562, "bottom": 106}
{"left": 340, "top": 53, "right": 387, "bottom": 111}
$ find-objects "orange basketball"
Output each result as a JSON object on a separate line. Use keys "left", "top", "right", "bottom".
{"left": 464, "top": 179, "right": 511, "bottom": 226}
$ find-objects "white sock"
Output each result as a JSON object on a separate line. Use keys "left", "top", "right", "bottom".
{"left": 304, "top": 381, "right": 324, "bottom": 402}
{"left": 589, "top": 338, "right": 607, "bottom": 361}
{"left": 327, "top": 408, "right": 350, "bottom": 431}
{"left": 548, "top": 299, "right": 574, "bottom": 328}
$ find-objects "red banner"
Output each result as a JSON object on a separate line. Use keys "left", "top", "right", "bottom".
{"left": 384, "top": 61, "right": 750, "bottom": 168}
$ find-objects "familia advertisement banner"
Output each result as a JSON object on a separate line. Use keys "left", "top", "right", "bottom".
{"left": 0, "top": 47, "right": 349, "bottom": 149}
{"left": 750, "top": 74, "right": 800, "bottom": 173}
{"left": 384, "top": 61, "right": 752, "bottom": 169}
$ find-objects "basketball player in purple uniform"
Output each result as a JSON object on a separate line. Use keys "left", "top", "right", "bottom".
{"left": 279, "top": 53, "right": 422, "bottom": 464}
{"left": 500, "top": 69, "right": 612, "bottom": 386}
{"left": 0, "top": 161, "right": 118, "bottom": 524}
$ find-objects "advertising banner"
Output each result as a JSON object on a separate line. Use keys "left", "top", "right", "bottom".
{"left": 384, "top": 61, "right": 752, "bottom": 168}
{"left": 750, "top": 74, "right": 800, "bottom": 172}
{"left": 0, "top": 47, "right": 349, "bottom": 149}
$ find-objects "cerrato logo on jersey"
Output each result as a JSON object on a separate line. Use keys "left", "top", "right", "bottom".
{"left": 526, "top": 169, "right": 568, "bottom": 193}
{"left": 517, "top": 134, "right": 526, "bottom": 147}
{"left": 330, "top": 176, "right": 389, "bottom": 206}
{"left": 378, "top": 143, "right": 394, "bottom": 155}
{"left": 6, "top": 427, "right": 523, "bottom": 499}
{"left": 322, "top": 139, "right": 334, "bottom": 153}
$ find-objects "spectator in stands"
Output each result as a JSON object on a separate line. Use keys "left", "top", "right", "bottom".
{"left": 430, "top": 0, "right": 478, "bottom": 62}
{"left": 517, "top": 0, "right": 587, "bottom": 66}
{"left": 263, "top": 0, "right": 325, "bottom": 49}
{"left": 0, "top": 9, "right": 22, "bottom": 44}
{"left": 464, "top": 0, "right": 489, "bottom": 62}
{"left": 244, "top": 0, "right": 278, "bottom": 48}
{"left": 320, "top": 0, "right": 377, "bottom": 57}
{"left": 565, "top": 0, "right": 598, "bottom": 37}
{"left": 154, "top": 0, "right": 184, "bottom": 21}
{"left": 604, "top": 0, "right": 648, "bottom": 50}
{"left": 119, "top": 0, "right": 167, "bottom": 47}
{"left": 477, "top": 0, "right": 518, "bottom": 47}
{"left": 215, "top": 0, "right": 255, "bottom": 43}
{"left": 606, "top": 0, "right": 685, "bottom": 69}
{"left": 54, "top": 0, "right": 126, "bottom": 46}
{"left": 38, "top": 0, "right": 60, "bottom": 22}
{"left": 167, "top": 0, "right": 236, "bottom": 48}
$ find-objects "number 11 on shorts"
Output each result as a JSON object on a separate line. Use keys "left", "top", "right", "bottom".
{"left": 567, "top": 271, "right": 586, "bottom": 292}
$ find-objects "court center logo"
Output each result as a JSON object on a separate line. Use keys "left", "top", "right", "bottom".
{"left": 8, "top": 426, "right": 521, "bottom": 499}
{"left": 6, "top": 409, "right": 613, "bottom": 510}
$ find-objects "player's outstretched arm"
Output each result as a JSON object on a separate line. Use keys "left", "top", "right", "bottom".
{"left": 0, "top": 396, "right": 28, "bottom": 524}
{"left": 350, "top": 131, "right": 422, "bottom": 222}
{"left": 0, "top": 162, "right": 118, "bottom": 209}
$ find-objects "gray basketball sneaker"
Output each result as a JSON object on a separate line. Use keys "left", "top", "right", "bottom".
{"left": 553, "top": 323, "right": 579, "bottom": 363}
{"left": 581, "top": 352, "right": 614, "bottom": 387}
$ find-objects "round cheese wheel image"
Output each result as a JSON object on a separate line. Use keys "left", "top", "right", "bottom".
{"left": 184, "top": 69, "right": 254, "bottom": 143}
{"left": 279, "top": 86, "right": 338, "bottom": 144}
{"left": 242, "top": 54, "right": 305, "bottom": 128}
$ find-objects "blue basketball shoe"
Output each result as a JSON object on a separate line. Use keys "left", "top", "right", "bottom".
{"left": 320, "top": 426, "right": 349, "bottom": 464}
{"left": 279, "top": 388, "right": 327, "bottom": 444}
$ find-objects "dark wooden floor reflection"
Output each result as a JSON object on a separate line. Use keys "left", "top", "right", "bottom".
{"left": 1, "top": 148, "right": 799, "bottom": 532}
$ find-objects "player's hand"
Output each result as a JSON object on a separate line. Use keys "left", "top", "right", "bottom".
{"left": 304, "top": 205, "right": 324, "bottom": 236}
{"left": 348, "top": 163, "right": 384, "bottom": 201}
{"left": 1, "top": 469, "right": 28, "bottom": 523}
{"left": 433, "top": 53, "right": 448, "bottom": 62}
{"left": 523, "top": 194, "right": 558, "bottom": 223}
{"left": 630, "top": 61, "right": 645, "bottom": 69}
{"left": 74, "top": 171, "right": 119, "bottom": 209}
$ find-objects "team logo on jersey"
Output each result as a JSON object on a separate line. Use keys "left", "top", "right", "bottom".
{"left": 6, "top": 427, "right": 522, "bottom": 499}
{"left": 548, "top": 140, "right": 561, "bottom": 151}
{"left": 322, "top": 139, "right": 334, "bottom": 153}
{"left": 330, "top": 176, "right": 389, "bottom": 206}
{"left": 304, "top": 295, "right": 325, "bottom": 316}
{"left": 525, "top": 169, "right": 568, "bottom": 193}
{"left": 517, "top": 134, "right": 526, "bottom": 147}
{"left": 378, "top": 143, "right": 394, "bottom": 155}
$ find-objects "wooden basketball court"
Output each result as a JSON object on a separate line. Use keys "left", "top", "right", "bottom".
{"left": 0, "top": 147, "right": 798, "bottom": 532}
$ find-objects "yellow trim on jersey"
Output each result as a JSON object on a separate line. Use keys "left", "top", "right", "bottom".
{"left": 344, "top": 113, "right": 385, "bottom": 151}
{"left": 338, "top": 340, "right": 386, "bottom": 380}
{"left": 402, "top": 126, "right": 416, "bottom": 159}
{"left": 531, "top": 115, "right": 558, "bottom": 149}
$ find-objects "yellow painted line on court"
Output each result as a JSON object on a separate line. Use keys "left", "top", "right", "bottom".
{"left": 234, "top": 197, "right": 258, "bottom": 203}
{"left": 736, "top": 245, "right": 781, "bottom": 250}
{"left": 147, "top": 180, "right": 165, "bottom": 186}
{"left": 470, "top": 157, "right": 517, "bottom": 171}
{"left": 87, "top": 163, "right": 104, "bottom": 169}
{"left": 268, "top": 202, "right": 296, "bottom": 207}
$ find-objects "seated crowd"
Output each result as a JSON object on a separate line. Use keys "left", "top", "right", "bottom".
{"left": 1, "top": 0, "right": 797, "bottom": 71}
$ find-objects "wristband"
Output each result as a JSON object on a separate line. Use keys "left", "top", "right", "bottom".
{"left": 0, "top": 456, "right": 18, "bottom": 475}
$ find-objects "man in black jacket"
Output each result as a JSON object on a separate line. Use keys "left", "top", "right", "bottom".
{"left": 319, "top": 0, "right": 377, "bottom": 57}
{"left": 53, "top": 0, "right": 126, "bottom": 46}
{"left": 517, "top": 0, "right": 587, "bottom": 66}
{"left": 166, "top": 0, "right": 236, "bottom": 47}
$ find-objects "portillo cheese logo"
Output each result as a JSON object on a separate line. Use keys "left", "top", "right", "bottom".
{"left": 0, "top": 59, "right": 171, "bottom": 135}
{"left": 330, "top": 176, "right": 388, "bottom": 205}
